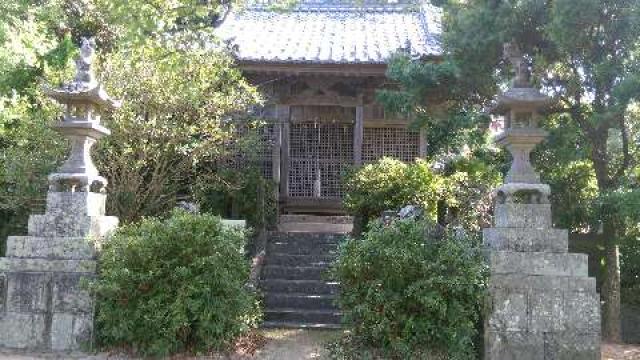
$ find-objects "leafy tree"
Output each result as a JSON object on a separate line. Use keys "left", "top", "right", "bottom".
{"left": 95, "top": 40, "right": 260, "bottom": 223}
{"left": 0, "top": 0, "right": 263, "bottom": 230}
{"left": 383, "top": 0, "right": 640, "bottom": 340}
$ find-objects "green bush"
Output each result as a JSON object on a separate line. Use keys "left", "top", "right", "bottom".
{"left": 92, "top": 210, "right": 261, "bottom": 356}
{"left": 195, "top": 168, "right": 278, "bottom": 230}
{"left": 330, "top": 219, "right": 487, "bottom": 359}
{"left": 441, "top": 157, "right": 502, "bottom": 232}
{"left": 343, "top": 157, "right": 442, "bottom": 230}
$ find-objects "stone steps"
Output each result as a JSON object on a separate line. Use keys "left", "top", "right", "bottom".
{"left": 277, "top": 215, "right": 353, "bottom": 233}
{"left": 261, "top": 279, "right": 339, "bottom": 295}
{"left": 264, "top": 293, "right": 337, "bottom": 310}
{"left": 265, "top": 254, "right": 335, "bottom": 267}
{"left": 260, "top": 225, "right": 344, "bottom": 328}
{"left": 262, "top": 265, "right": 329, "bottom": 280}
{"left": 264, "top": 308, "right": 342, "bottom": 325}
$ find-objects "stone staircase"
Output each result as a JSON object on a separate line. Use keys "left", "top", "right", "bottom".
{"left": 260, "top": 215, "right": 352, "bottom": 329}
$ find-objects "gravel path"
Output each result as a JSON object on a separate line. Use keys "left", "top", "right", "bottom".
{"left": 603, "top": 343, "right": 640, "bottom": 360}
{"left": 0, "top": 334, "right": 637, "bottom": 359}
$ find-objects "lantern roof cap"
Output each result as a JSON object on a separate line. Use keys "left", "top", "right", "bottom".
{"left": 43, "top": 38, "right": 121, "bottom": 109}
{"left": 493, "top": 87, "right": 553, "bottom": 114}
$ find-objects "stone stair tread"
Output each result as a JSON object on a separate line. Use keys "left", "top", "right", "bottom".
{"left": 261, "top": 279, "right": 338, "bottom": 285}
{"left": 265, "top": 308, "right": 342, "bottom": 315}
{"left": 279, "top": 215, "right": 354, "bottom": 224}
{"left": 264, "top": 292, "right": 337, "bottom": 299}
{"left": 261, "top": 321, "right": 342, "bottom": 329}
{"left": 277, "top": 223, "right": 353, "bottom": 234}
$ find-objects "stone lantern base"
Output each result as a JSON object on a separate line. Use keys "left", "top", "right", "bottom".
{"left": 483, "top": 194, "right": 601, "bottom": 359}
{"left": 0, "top": 191, "right": 117, "bottom": 351}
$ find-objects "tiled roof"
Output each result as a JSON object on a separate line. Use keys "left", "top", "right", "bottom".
{"left": 215, "top": 1, "right": 442, "bottom": 64}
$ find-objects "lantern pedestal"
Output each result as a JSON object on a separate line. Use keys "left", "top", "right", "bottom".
{"left": 483, "top": 42, "right": 601, "bottom": 360}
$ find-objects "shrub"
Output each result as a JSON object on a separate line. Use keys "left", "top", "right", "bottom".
{"left": 92, "top": 210, "right": 261, "bottom": 356}
{"left": 343, "top": 157, "right": 442, "bottom": 230}
{"left": 330, "top": 219, "right": 487, "bottom": 359}
{"left": 195, "top": 168, "right": 278, "bottom": 231}
{"left": 440, "top": 157, "right": 502, "bottom": 232}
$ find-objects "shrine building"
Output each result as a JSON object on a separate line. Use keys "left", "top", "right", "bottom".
{"left": 216, "top": 0, "right": 442, "bottom": 213}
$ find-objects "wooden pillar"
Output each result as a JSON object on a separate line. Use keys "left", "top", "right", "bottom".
{"left": 419, "top": 127, "right": 428, "bottom": 158}
{"left": 276, "top": 105, "right": 290, "bottom": 202}
{"left": 272, "top": 120, "right": 281, "bottom": 199}
{"left": 354, "top": 105, "right": 364, "bottom": 165}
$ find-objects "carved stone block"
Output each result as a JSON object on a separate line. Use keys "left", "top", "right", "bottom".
{"left": 51, "top": 312, "right": 93, "bottom": 351}
{"left": 529, "top": 290, "right": 565, "bottom": 332}
{"left": 487, "top": 251, "right": 588, "bottom": 277}
{"left": 483, "top": 228, "right": 568, "bottom": 252}
{"left": 28, "top": 214, "right": 118, "bottom": 238}
{"left": 485, "top": 331, "right": 545, "bottom": 360}
{"left": 6, "top": 273, "right": 51, "bottom": 313}
{"left": 494, "top": 204, "right": 552, "bottom": 229}
{"left": 487, "top": 290, "right": 528, "bottom": 332}
{"left": 52, "top": 273, "right": 94, "bottom": 314}
{"left": 0, "top": 312, "right": 47, "bottom": 350}
{"left": 543, "top": 332, "right": 600, "bottom": 360}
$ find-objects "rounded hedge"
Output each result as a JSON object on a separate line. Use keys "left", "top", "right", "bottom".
{"left": 92, "top": 210, "right": 261, "bottom": 356}
{"left": 330, "top": 219, "right": 487, "bottom": 359}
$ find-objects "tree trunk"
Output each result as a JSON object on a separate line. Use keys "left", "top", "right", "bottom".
{"left": 601, "top": 219, "right": 623, "bottom": 342}
{"left": 591, "top": 132, "right": 623, "bottom": 342}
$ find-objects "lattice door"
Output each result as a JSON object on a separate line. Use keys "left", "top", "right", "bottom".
{"left": 288, "top": 122, "right": 354, "bottom": 198}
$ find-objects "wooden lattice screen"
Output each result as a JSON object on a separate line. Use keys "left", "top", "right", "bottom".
{"left": 362, "top": 127, "right": 420, "bottom": 163}
{"left": 221, "top": 123, "right": 275, "bottom": 179}
{"left": 288, "top": 122, "right": 354, "bottom": 198}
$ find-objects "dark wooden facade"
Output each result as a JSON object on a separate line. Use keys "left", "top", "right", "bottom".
{"left": 241, "top": 63, "right": 427, "bottom": 214}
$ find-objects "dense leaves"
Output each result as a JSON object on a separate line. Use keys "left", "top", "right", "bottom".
{"left": 92, "top": 210, "right": 261, "bottom": 356}
{"left": 0, "top": 0, "right": 264, "bottom": 234}
{"left": 94, "top": 41, "right": 261, "bottom": 223}
{"left": 343, "top": 157, "right": 501, "bottom": 233}
{"left": 330, "top": 219, "right": 487, "bottom": 359}
{"left": 343, "top": 157, "right": 442, "bottom": 225}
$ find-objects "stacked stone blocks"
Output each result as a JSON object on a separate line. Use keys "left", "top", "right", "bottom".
{"left": 0, "top": 192, "right": 117, "bottom": 351}
{"left": 484, "top": 201, "right": 601, "bottom": 359}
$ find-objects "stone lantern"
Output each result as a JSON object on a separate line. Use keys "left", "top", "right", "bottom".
{"left": 43, "top": 37, "right": 121, "bottom": 193}
{"left": 492, "top": 42, "right": 554, "bottom": 203}
{"left": 483, "top": 41, "right": 600, "bottom": 359}
{"left": 0, "top": 38, "right": 120, "bottom": 352}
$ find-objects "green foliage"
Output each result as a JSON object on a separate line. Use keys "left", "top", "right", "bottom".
{"left": 441, "top": 157, "right": 502, "bottom": 231}
{"left": 0, "top": 0, "right": 262, "bottom": 233}
{"left": 92, "top": 210, "right": 261, "bottom": 356}
{"left": 330, "top": 219, "right": 487, "bottom": 359}
{"left": 378, "top": 54, "right": 492, "bottom": 157}
{"left": 343, "top": 157, "right": 441, "bottom": 225}
{"left": 195, "top": 168, "right": 278, "bottom": 230}
{"left": 343, "top": 156, "right": 501, "bottom": 233}
{"left": 94, "top": 40, "right": 261, "bottom": 223}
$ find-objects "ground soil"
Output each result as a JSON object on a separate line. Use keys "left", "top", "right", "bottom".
{"left": 0, "top": 331, "right": 637, "bottom": 359}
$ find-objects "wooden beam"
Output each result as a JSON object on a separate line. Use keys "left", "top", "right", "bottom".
{"left": 354, "top": 105, "right": 364, "bottom": 166}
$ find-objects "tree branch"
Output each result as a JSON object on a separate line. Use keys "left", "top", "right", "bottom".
{"left": 610, "top": 116, "right": 632, "bottom": 186}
